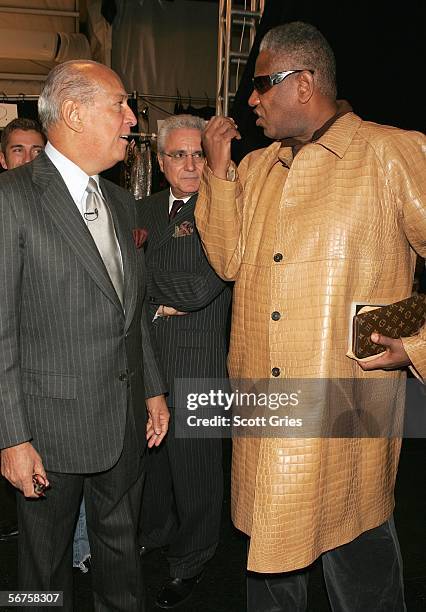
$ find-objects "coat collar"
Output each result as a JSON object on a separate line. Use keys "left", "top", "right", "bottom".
{"left": 31, "top": 152, "right": 136, "bottom": 326}
{"left": 277, "top": 112, "right": 363, "bottom": 167}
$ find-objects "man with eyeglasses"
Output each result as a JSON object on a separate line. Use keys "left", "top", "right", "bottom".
{"left": 196, "top": 21, "right": 426, "bottom": 612}
{"left": 137, "top": 114, "right": 231, "bottom": 609}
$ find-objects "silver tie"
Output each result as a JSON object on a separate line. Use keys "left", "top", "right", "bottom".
{"left": 85, "top": 178, "right": 124, "bottom": 305}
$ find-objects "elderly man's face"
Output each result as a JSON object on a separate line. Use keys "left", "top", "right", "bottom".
{"left": 0, "top": 129, "right": 45, "bottom": 170}
{"left": 78, "top": 65, "right": 137, "bottom": 174}
{"left": 158, "top": 128, "right": 204, "bottom": 199}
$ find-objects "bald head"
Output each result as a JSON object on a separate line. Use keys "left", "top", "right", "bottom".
{"left": 38, "top": 60, "right": 113, "bottom": 131}
{"left": 37, "top": 60, "right": 136, "bottom": 175}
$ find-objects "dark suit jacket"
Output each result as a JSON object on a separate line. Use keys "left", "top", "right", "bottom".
{"left": 0, "top": 152, "right": 165, "bottom": 473}
{"left": 138, "top": 190, "right": 231, "bottom": 404}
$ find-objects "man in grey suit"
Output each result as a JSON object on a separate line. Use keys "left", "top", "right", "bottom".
{"left": 138, "top": 115, "right": 231, "bottom": 609}
{"left": 0, "top": 60, "right": 169, "bottom": 611}
{"left": 0, "top": 117, "right": 46, "bottom": 544}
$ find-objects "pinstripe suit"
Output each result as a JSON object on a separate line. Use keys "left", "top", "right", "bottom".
{"left": 0, "top": 152, "right": 165, "bottom": 610}
{"left": 138, "top": 189, "right": 231, "bottom": 579}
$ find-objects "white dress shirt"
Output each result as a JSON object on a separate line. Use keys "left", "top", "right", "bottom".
{"left": 45, "top": 141, "right": 123, "bottom": 269}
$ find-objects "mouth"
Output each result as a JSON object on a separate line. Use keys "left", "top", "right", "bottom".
{"left": 253, "top": 110, "right": 263, "bottom": 126}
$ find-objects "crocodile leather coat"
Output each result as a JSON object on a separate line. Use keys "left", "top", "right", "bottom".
{"left": 195, "top": 112, "right": 426, "bottom": 572}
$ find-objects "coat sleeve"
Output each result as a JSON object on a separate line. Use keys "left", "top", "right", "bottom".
{"left": 387, "top": 130, "right": 426, "bottom": 378}
{"left": 141, "top": 298, "right": 167, "bottom": 398}
{"left": 129, "top": 197, "right": 167, "bottom": 399}
{"left": 146, "top": 253, "right": 228, "bottom": 312}
{"left": 0, "top": 180, "right": 32, "bottom": 449}
{"left": 139, "top": 193, "right": 229, "bottom": 311}
{"left": 195, "top": 159, "right": 250, "bottom": 281}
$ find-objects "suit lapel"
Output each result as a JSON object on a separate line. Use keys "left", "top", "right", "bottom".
{"left": 32, "top": 153, "right": 123, "bottom": 314}
{"left": 147, "top": 191, "right": 169, "bottom": 246}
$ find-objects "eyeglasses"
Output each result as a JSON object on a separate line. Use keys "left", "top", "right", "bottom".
{"left": 252, "top": 69, "right": 314, "bottom": 94}
{"left": 162, "top": 151, "right": 205, "bottom": 164}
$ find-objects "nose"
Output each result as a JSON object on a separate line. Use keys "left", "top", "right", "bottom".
{"left": 23, "top": 149, "right": 32, "bottom": 164}
{"left": 183, "top": 153, "right": 195, "bottom": 171}
{"left": 248, "top": 89, "right": 259, "bottom": 107}
{"left": 124, "top": 102, "right": 137, "bottom": 127}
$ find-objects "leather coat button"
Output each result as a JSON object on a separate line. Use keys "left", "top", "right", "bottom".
{"left": 273, "top": 253, "right": 283, "bottom": 262}
{"left": 271, "top": 367, "right": 280, "bottom": 377}
{"left": 271, "top": 311, "right": 281, "bottom": 321}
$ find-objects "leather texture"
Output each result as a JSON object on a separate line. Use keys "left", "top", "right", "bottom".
{"left": 0, "top": 152, "right": 165, "bottom": 473}
{"left": 195, "top": 112, "right": 426, "bottom": 573}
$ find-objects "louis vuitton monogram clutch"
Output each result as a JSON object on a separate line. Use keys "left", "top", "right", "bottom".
{"left": 352, "top": 294, "right": 426, "bottom": 359}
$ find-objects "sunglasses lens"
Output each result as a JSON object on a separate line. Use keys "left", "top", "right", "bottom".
{"left": 253, "top": 75, "right": 272, "bottom": 94}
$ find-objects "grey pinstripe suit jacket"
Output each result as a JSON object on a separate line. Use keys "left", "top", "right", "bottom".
{"left": 138, "top": 190, "right": 232, "bottom": 405}
{"left": 0, "top": 152, "right": 165, "bottom": 473}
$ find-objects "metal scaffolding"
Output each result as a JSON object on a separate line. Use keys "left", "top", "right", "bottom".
{"left": 216, "top": 0, "right": 264, "bottom": 116}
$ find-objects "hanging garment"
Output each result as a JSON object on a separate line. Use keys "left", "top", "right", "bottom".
{"left": 124, "top": 140, "right": 152, "bottom": 200}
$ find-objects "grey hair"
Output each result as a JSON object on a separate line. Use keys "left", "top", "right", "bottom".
{"left": 38, "top": 60, "right": 105, "bottom": 130}
{"left": 157, "top": 114, "right": 206, "bottom": 153}
{"left": 260, "top": 21, "right": 337, "bottom": 98}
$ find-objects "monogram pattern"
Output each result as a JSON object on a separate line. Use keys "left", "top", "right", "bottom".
{"left": 353, "top": 294, "right": 426, "bottom": 359}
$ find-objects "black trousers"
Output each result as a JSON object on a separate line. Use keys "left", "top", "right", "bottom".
{"left": 140, "top": 410, "right": 223, "bottom": 579}
{"left": 17, "top": 414, "right": 145, "bottom": 612}
{"left": 247, "top": 518, "right": 406, "bottom": 612}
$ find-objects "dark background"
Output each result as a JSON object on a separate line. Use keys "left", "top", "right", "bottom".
{"left": 231, "top": 0, "right": 425, "bottom": 161}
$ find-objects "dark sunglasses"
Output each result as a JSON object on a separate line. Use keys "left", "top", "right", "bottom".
{"left": 252, "top": 69, "right": 314, "bottom": 94}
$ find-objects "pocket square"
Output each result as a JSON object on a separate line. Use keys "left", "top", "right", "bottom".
{"left": 133, "top": 227, "right": 148, "bottom": 248}
{"left": 173, "top": 220, "right": 194, "bottom": 238}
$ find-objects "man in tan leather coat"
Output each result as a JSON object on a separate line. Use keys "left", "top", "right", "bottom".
{"left": 195, "top": 21, "right": 426, "bottom": 612}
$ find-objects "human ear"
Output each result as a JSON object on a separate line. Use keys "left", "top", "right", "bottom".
{"left": 297, "top": 71, "right": 314, "bottom": 104}
{"left": 62, "top": 100, "right": 84, "bottom": 133}
{"left": 0, "top": 152, "right": 8, "bottom": 170}
{"left": 157, "top": 153, "right": 164, "bottom": 173}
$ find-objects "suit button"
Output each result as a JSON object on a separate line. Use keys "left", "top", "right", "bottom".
{"left": 273, "top": 253, "right": 283, "bottom": 262}
{"left": 118, "top": 372, "right": 128, "bottom": 381}
{"left": 272, "top": 367, "right": 281, "bottom": 377}
{"left": 271, "top": 311, "right": 281, "bottom": 321}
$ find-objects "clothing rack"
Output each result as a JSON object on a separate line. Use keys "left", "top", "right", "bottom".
{"left": 129, "top": 132, "right": 157, "bottom": 140}
{"left": 1, "top": 92, "right": 214, "bottom": 105}
{"left": 0, "top": 91, "right": 215, "bottom": 136}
